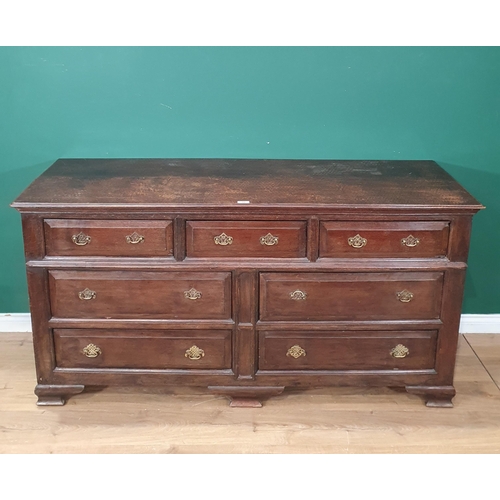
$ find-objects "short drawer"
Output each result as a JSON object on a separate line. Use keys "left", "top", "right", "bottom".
{"left": 186, "top": 221, "right": 306, "bottom": 258}
{"left": 54, "top": 329, "right": 232, "bottom": 369}
{"left": 49, "top": 271, "right": 231, "bottom": 319}
{"left": 259, "top": 330, "right": 437, "bottom": 370}
{"left": 44, "top": 219, "right": 173, "bottom": 256}
{"left": 259, "top": 272, "right": 443, "bottom": 321}
{"left": 319, "top": 221, "right": 449, "bottom": 258}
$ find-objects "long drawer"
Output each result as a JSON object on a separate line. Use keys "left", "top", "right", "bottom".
{"left": 259, "top": 272, "right": 443, "bottom": 321}
{"left": 186, "top": 220, "right": 307, "bottom": 258}
{"left": 319, "top": 221, "right": 449, "bottom": 258}
{"left": 44, "top": 219, "right": 173, "bottom": 257}
{"left": 48, "top": 271, "right": 232, "bottom": 319}
{"left": 54, "top": 329, "right": 232, "bottom": 369}
{"left": 258, "top": 330, "right": 438, "bottom": 370}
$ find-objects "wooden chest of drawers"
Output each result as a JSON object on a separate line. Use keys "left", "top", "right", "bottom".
{"left": 11, "top": 159, "right": 483, "bottom": 408}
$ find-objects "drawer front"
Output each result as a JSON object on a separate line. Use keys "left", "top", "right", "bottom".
{"left": 319, "top": 221, "right": 449, "bottom": 258}
{"left": 44, "top": 219, "right": 173, "bottom": 256}
{"left": 186, "top": 221, "right": 306, "bottom": 258}
{"left": 54, "top": 329, "right": 232, "bottom": 369}
{"left": 260, "top": 272, "right": 443, "bottom": 321}
{"left": 49, "top": 271, "right": 231, "bottom": 319}
{"left": 258, "top": 331, "right": 437, "bottom": 370}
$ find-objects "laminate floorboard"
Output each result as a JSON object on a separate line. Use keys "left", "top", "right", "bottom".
{"left": 1, "top": 332, "right": 499, "bottom": 454}
{"left": 464, "top": 333, "right": 500, "bottom": 389}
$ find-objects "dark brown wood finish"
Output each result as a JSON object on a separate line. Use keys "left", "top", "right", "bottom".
{"left": 173, "top": 216, "right": 186, "bottom": 261}
{"left": 259, "top": 272, "right": 444, "bottom": 321}
{"left": 11, "top": 159, "right": 482, "bottom": 210}
{"left": 306, "top": 216, "right": 320, "bottom": 262}
{"left": 234, "top": 271, "right": 257, "bottom": 381}
{"left": 21, "top": 214, "right": 46, "bottom": 261}
{"left": 11, "top": 159, "right": 484, "bottom": 407}
{"left": 26, "top": 268, "right": 56, "bottom": 384}
{"left": 48, "top": 270, "right": 232, "bottom": 320}
{"left": 319, "top": 221, "right": 449, "bottom": 258}
{"left": 34, "top": 384, "right": 85, "bottom": 406}
{"left": 186, "top": 220, "right": 306, "bottom": 258}
{"left": 44, "top": 219, "right": 173, "bottom": 257}
{"left": 258, "top": 330, "right": 438, "bottom": 371}
{"left": 54, "top": 329, "right": 232, "bottom": 370}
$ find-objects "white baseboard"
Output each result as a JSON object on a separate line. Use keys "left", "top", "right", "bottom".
{"left": 1, "top": 313, "right": 500, "bottom": 334}
{"left": 459, "top": 314, "right": 500, "bottom": 334}
{"left": 0, "top": 313, "right": 32, "bottom": 332}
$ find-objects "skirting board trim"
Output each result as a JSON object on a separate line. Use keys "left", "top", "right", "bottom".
{"left": 459, "top": 314, "right": 500, "bottom": 334}
{"left": 0, "top": 313, "right": 32, "bottom": 333}
{"left": 1, "top": 313, "right": 500, "bottom": 334}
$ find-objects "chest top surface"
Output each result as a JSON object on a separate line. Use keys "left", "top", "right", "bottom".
{"left": 11, "top": 158, "right": 483, "bottom": 211}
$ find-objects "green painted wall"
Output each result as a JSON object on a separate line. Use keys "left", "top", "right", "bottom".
{"left": 1, "top": 46, "right": 498, "bottom": 313}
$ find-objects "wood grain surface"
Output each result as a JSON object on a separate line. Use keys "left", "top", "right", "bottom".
{"left": 1, "top": 332, "right": 499, "bottom": 454}
{"left": 11, "top": 159, "right": 483, "bottom": 210}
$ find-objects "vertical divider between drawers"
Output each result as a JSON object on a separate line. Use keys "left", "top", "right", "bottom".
{"left": 234, "top": 270, "right": 257, "bottom": 380}
{"left": 173, "top": 216, "right": 186, "bottom": 261}
{"left": 307, "top": 216, "right": 319, "bottom": 262}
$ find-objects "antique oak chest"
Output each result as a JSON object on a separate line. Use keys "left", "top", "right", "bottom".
{"left": 11, "top": 159, "right": 483, "bottom": 407}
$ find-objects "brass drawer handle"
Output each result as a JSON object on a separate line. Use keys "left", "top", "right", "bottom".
{"left": 83, "top": 343, "right": 102, "bottom": 358}
{"left": 390, "top": 344, "right": 410, "bottom": 358}
{"left": 287, "top": 345, "right": 306, "bottom": 358}
{"left": 289, "top": 290, "right": 307, "bottom": 300}
{"left": 184, "top": 288, "right": 202, "bottom": 300}
{"left": 126, "top": 232, "right": 145, "bottom": 244}
{"left": 260, "top": 233, "right": 279, "bottom": 246}
{"left": 214, "top": 232, "right": 233, "bottom": 245}
{"left": 348, "top": 234, "right": 367, "bottom": 248}
{"left": 397, "top": 290, "right": 414, "bottom": 303}
{"left": 78, "top": 288, "right": 96, "bottom": 300}
{"left": 401, "top": 235, "right": 420, "bottom": 247}
{"left": 71, "top": 232, "right": 91, "bottom": 246}
{"left": 185, "top": 345, "right": 205, "bottom": 360}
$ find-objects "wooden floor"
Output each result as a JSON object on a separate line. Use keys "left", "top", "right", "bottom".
{"left": 1, "top": 332, "right": 500, "bottom": 453}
